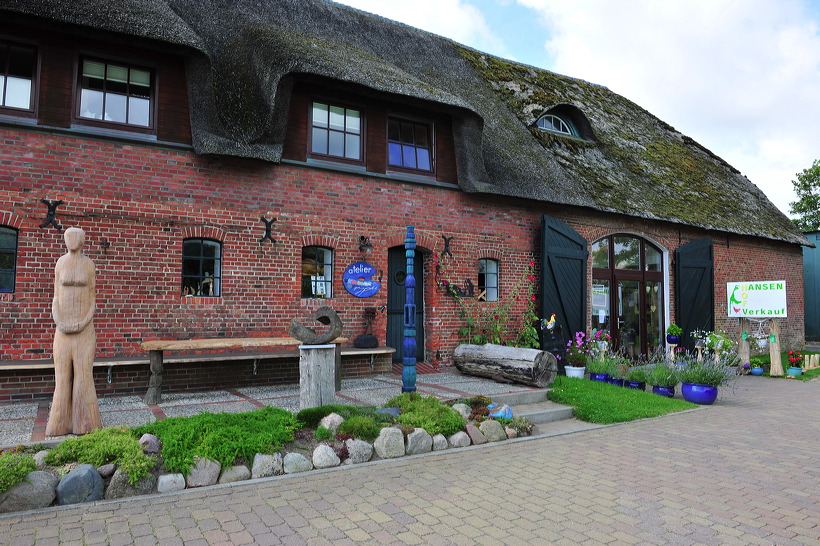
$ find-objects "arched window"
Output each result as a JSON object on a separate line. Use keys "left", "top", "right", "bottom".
{"left": 0, "top": 226, "right": 18, "bottom": 292}
{"left": 478, "top": 258, "right": 499, "bottom": 302}
{"left": 302, "top": 246, "right": 333, "bottom": 298}
{"left": 182, "top": 238, "right": 222, "bottom": 296}
{"left": 536, "top": 113, "right": 577, "bottom": 137}
{"left": 591, "top": 235, "right": 664, "bottom": 356}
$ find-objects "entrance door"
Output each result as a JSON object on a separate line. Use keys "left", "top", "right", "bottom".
{"left": 387, "top": 246, "right": 424, "bottom": 363}
{"left": 592, "top": 235, "right": 664, "bottom": 357}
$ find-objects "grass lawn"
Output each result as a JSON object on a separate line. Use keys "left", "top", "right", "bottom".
{"left": 547, "top": 376, "right": 697, "bottom": 424}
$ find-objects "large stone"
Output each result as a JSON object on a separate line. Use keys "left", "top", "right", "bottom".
{"left": 405, "top": 428, "right": 432, "bottom": 455}
{"left": 186, "top": 457, "right": 221, "bottom": 488}
{"left": 283, "top": 452, "right": 313, "bottom": 474}
{"left": 448, "top": 431, "right": 471, "bottom": 448}
{"left": 0, "top": 471, "right": 58, "bottom": 513}
{"left": 56, "top": 464, "right": 104, "bottom": 505}
{"left": 373, "top": 427, "right": 405, "bottom": 459}
{"left": 465, "top": 424, "right": 488, "bottom": 445}
{"left": 344, "top": 439, "right": 373, "bottom": 464}
{"left": 96, "top": 463, "right": 117, "bottom": 479}
{"left": 504, "top": 426, "right": 518, "bottom": 439}
{"left": 251, "top": 453, "right": 283, "bottom": 478}
{"left": 157, "top": 473, "right": 186, "bottom": 494}
{"left": 312, "top": 445, "right": 341, "bottom": 469}
{"left": 479, "top": 419, "right": 507, "bottom": 442}
{"left": 319, "top": 413, "right": 344, "bottom": 434}
{"left": 451, "top": 403, "right": 471, "bottom": 420}
{"left": 432, "top": 434, "right": 448, "bottom": 451}
{"left": 218, "top": 465, "right": 251, "bottom": 484}
{"left": 139, "top": 433, "right": 162, "bottom": 454}
{"left": 105, "top": 468, "right": 157, "bottom": 499}
{"left": 33, "top": 451, "right": 49, "bottom": 468}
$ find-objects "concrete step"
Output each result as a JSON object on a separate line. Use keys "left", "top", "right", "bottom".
{"left": 487, "top": 389, "right": 549, "bottom": 406}
{"left": 514, "top": 400, "right": 575, "bottom": 424}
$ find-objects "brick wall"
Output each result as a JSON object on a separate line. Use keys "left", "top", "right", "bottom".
{"left": 1, "top": 127, "right": 806, "bottom": 380}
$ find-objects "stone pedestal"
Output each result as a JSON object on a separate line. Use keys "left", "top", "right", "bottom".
{"left": 299, "top": 344, "right": 337, "bottom": 410}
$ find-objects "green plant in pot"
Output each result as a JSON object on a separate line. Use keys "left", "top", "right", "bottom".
{"left": 624, "top": 366, "right": 649, "bottom": 389}
{"left": 677, "top": 352, "right": 737, "bottom": 405}
{"left": 665, "top": 323, "right": 683, "bottom": 345}
{"left": 646, "top": 361, "right": 678, "bottom": 397}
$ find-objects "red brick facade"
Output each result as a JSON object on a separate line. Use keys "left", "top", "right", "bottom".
{"left": 0, "top": 19, "right": 806, "bottom": 400}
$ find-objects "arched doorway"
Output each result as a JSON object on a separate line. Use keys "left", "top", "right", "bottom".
{"left": 591, "top": 235, "right": 664, "bottom": 357}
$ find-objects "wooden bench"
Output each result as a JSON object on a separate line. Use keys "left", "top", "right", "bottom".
{"left": 1, "top": 341, "right": 395, "bottom": 403}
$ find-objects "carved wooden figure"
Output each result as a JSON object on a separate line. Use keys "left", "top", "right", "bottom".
{"left": 46, "top": 227, "right": 101, "bottom": 436}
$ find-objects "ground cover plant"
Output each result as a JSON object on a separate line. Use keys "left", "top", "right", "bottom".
{"left": 45, "top": 427, "right": 155, "bottom": 485}
{"left": 133, "top": 406, "right": 299, "bottom": 475}
{"left": 385, "top": 392, "right": 465, "bottom": 436}
{"left": 0, "top": 449, "right": 37, "bottom": 495}
{"left": 547, "top": 376, "right": 697, "bottom": 424}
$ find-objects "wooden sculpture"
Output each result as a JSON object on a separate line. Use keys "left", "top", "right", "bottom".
{"left": 45, "top": 227, "right": 101, "bottom": 436}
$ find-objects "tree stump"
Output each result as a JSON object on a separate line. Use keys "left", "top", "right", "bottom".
{"left": 452, "top": 344, "right": 557, "bottom": 388}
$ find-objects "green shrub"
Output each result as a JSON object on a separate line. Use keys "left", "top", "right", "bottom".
{"left": 338, "top": 415, "right": 384, "bottom": 442}
{"left": 314, "top": 426, "right": 335, "bottom": 441}
{"left": 646, "top": 362, "right": 678, "bottom": 387}
{"left": 388, "top": 395, "right": 465, "bottom": 437}
{"left": 0, "top": 450, "right": 37, "bottom": 495}
{"left": 134, "top": 406, "right": 299, "bottom": 475}
{"left": 495, "top": 416, "right": 533, "bottom": 436}
{"left": 624, "top": 366, "right": 649, "bottom": 383}
{"left": 295, "top": 405, "right": 364, "bottom": 428}
{"left": 44, "top": 427, "right": 155, "bottom": 485}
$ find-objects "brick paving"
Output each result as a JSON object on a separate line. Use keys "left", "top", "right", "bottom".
{"left": 1, "top": 376, "right": 819, "bottom": 544}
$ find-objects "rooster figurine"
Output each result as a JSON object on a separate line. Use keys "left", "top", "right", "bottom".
{"left": 542, "top": 313, "right": 556, "bottom": 332}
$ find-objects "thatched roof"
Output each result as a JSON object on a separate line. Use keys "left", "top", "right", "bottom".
{"left": 4, "top": 0, "right": 808, "bottom": 245}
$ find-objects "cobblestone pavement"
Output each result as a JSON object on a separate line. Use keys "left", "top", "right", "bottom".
{"left": 2, "top": 376, "right": 818, "bottom": 545}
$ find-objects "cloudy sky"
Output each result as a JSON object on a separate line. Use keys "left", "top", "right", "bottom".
{"left": 334, "top": 0, "right": 820, "bottom": 217}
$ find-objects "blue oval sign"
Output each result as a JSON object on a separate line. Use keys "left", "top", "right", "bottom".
{"left": 343, "top": 261, "right": 381, "bottom": 298}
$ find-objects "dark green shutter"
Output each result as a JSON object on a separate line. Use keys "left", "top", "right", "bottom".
{"left": 540, "top": 215, "right": 588, "bottom": 364}
{"left": 675, "top": 238, "right": 714, "bottom": 349}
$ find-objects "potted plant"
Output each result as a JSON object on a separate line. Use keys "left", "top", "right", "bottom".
{"left": 586, "top": 353, "right": 617, "bottom": 382}
{"left": 677, "top": 353, "right": 737, "bottom": 404}
{"left": 646, "top": 362, "right": 678, "bottom": 397}
{"left": 749, "top": 359, "right": 765, "bottom": 376}
{"left": 607, "top": 355, "right": 629, "bottom": 387}
{"left": 564, "top": 331, "right": 589, "bottom": 378}
{"left": 666, "top": 324, "right": 683, "bottom": 345}
{"left": 624, "top": 366, "right": 648, "bottom": 390}
{"left": 787, "top": 350, "right": 804, "bottom": 376}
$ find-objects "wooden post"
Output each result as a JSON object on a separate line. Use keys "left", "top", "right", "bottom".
{"left": 144, "top": 349, "right": 164, "bottom": 404}
{"left": 738, "top": 318, "right": 751, "bottom": 368}
{"left": 299, "top": 344, "right": 337, "bottom": 410}
{"left": 768, "top": 320, "right": 784, "bottom": 376}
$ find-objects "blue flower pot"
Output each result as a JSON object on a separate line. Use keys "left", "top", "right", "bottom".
{"left": 608, "top": 377, "right": 624, "bottom": 387}
{"left": 750, "top": 367, "right": 764, "bottom": 376}
{"left": 624, "top": 381, "right": 646, "bottom": 390}
{"left": 681, "top": 382, "right": 718, "bottom": 405}
{"left": 652, "top": 385, "right": 675, "bottom": 398}
{"left": 589, "top": 372, "right": 610, "bottom": 382}
{"left": 666, "top": 334, "right": 681, "bottom": 345}
{"left": 787, "top": 367, "right": 803, "bottom": 377}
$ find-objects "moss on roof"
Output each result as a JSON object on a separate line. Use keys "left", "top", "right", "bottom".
{"left": 2, "top": 0, "right": 807, "bottom": 246}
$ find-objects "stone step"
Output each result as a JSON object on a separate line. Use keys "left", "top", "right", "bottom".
{"left": 486, "top": 389, "right": 549, "bottom": 406}
{"left": 514, "top": 400, "right": 575, "bottom": 424}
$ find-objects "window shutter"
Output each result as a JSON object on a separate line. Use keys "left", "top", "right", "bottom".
{"left": 675, "top": 238, "right": 714, "bottom": 349}
{"left": 540, "top": 215, "right": 588, "bottom": 365}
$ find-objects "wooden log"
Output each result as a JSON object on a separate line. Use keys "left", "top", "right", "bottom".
{"left": 452, "top": 344, "right": 557, "bottom": 388}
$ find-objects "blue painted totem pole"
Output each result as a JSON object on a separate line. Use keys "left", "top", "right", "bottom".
{"left": 402, "top": 226, "right": 417, "bottom": 392}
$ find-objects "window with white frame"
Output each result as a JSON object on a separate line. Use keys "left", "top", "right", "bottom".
{"left": 301, "top": 246, "right": 333, "bottom": 298}
{"left": 478, "top": 258, "right": 499, "bottom": 302}
{"left": 0, "top": 41, "right": 36, "bottom": 111}
{"left": 79, "top": 58, "right": 153, "bottom": 128}
{"left": 182, "top": 238, "right": 221, "bottom": 297}
{"left": 310, "top": 102, "right": 361, "bottom": 160}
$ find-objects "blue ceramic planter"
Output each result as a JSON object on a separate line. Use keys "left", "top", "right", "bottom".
{"left": 750, "top": 367, "right": 764, "bottom": 376}
{"left": 608, "top": 377, "right": 624, "bottom": 387}
{"left": 666, "top": 334, "right": 681, "bottom": 345}
{"left": 681, "top": 382, "right": 718, "bottom": 405}
{"left": 786, "top": 367, "right": 803, "bottom": 377}
{"left": 652, "top": 385, "right": 675, "bottom": 398}
{"left": 624, "top": 381, "right": 646, "bottom": 390}
{"left": 589, "top": 372, "right": 610, "bottom": 382}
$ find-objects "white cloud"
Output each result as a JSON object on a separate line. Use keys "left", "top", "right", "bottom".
{"left": 516, "top": 0, "right": 820, "bottom": 215}
{"left": 332, "top": 0, "right": 509, "bottom": 56}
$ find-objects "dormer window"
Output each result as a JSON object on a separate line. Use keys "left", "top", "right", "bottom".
{"left": 536, "top": 113, "right": 577, "bottom": 137}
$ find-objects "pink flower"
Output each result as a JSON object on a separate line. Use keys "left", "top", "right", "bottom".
{"left": 529, "top": 260, "right": 535, "bottom": 266}
{"left": 531, "top": 295, "right": 536, "bottom": 301}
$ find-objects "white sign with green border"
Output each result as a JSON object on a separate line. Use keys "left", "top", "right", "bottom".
{"left": 727, "top": 280, "right": 787, "bottom": 317}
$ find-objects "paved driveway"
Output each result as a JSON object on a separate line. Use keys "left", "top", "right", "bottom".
{"left": 2, "top": 376, "right": 818, "bottom": 545}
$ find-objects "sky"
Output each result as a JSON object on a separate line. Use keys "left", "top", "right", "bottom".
{"left": 333, "top": 0, "right": 820, "bottom": 217}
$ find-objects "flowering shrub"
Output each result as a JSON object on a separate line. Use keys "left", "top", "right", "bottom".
{"left": 565, "top": 331, "right": 592, "bottom": 366}
{"left": 438, "top": 258, "right": 540, "bottom": 348}
{"left": 788, "top": 350, "right": 805, "bottom": 368}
